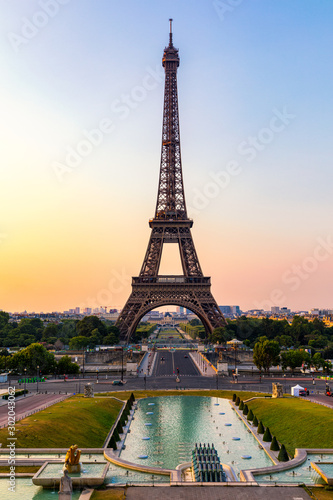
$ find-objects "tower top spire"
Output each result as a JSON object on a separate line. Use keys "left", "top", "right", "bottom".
{"left": 169, "top": 18, "right": 173, "bottom": 46}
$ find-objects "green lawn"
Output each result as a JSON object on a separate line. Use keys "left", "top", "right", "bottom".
{"left": 0, "top": 466, "right": 39, "bottom": 473}
{"left": 245, "top": 397, "right": 333, "bottom": 457}
{"left": 0, "top": 396, "right": 123, "bottom": 448}
{"left": 306, "top": 487, "right": 333, "bottom": 500}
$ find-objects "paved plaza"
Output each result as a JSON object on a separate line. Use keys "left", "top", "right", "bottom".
{"left": 125, "top": 486, "right": 311, "bottom": 500}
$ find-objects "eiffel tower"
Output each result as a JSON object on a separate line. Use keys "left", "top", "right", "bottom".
{"left": 117, "top": 20, "right": 226, "bottom": 342}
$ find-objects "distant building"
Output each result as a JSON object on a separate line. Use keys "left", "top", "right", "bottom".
{"left": 271, "top": 306, "right": 280, "bottom": 314}
{"left": 280, "top": 307, "right": 291, "bottom": 314}
{"left": 75, "top": 307, "right": 80, "bottom": 314}
{"left": 219, "top": 305, "right": 240, "bottom": 316}
{"left": 83, "top": 307, "right": 92, "bottom": 315}
{"left": 219, "top": 306, "right": 231, "bottom": 315}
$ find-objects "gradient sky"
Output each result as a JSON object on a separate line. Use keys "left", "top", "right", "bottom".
{"left": 1, "top": 0, "right": 333, "bottom": 313}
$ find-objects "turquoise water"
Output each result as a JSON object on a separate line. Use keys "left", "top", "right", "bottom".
{"left": 256, "top": 454, "right": 333, "bottom": 484}
{"left": 38, "top": 462, "right": 106, "bottom": 478}
{"left": 0, "top": 478, "right": 81, "bottom": 499}
{"left": 314, "top": 462, "right": 333, "bottom": 476}
{"left": 106, "top": 463, "right": 169, "bottom": 484}
{"left": 121, "top": 396, "right": 273, "bottom": 475}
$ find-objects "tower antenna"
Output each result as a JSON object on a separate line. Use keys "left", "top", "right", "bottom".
{"left": 169, "top": 18, "right": 173, "bottom": 46}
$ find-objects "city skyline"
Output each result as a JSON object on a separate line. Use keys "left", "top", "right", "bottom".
{"left": 1, "top": 1, "right": 333, "bottom": 313}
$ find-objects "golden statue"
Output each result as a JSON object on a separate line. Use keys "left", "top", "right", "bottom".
{"left": 64, "top": 444, "right": 81, "bottom": 473}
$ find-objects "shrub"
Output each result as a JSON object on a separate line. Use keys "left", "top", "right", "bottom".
{"left": 116, "top": 420, "right": 123, "bottom": 434}
{"left": 232, "top": 393, "right": 237, "bottom": 402}
{"left": 253, "top": 415, "right": 258, "bottom": 426}
{"left": 2, "top": 389, "right": 28, "bottom": 399}
{"left": 243, "top": 404, "right": 248, "bottom": 415}
{"left": 257, "top": 420, "right": 265, "bottom": 434}
{"left": 270, "top": 436, "right": 280, "bottom": 451}
{"left": 263, "top": 427, "right": 272, "bottom": 442}
{"left": 247, "top": 409, "right": 254, "bottom": 421}
{"left": 235, "top": 396, "right": 240, "bottom": 406}
{"left": 277, "top": 444, "right": 289, "bottom": 462}
{"left": 239, "top": 400, "right": 244, "bottom": 410}
{"left": 109, "top": 435, "right": 117, "bottom": 450}
{"left": 112, "top": 428, "right": 120, "bottom": 444}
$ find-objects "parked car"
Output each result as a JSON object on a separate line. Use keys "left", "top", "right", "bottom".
{"left": 184, "top": 355, "right": 188, "bottom": 358}
{"left": 112, "top": 380, "right": 124, "bottom": 385}
{"left": 299, "top": 389, "right": 309, "bottom": 396}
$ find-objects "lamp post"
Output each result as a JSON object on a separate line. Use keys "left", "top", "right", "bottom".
{"left": 82, "top": 347, "right": 85, "bottom": 379}
{"left": 121, "top": 347, "right": 124, "bottom": 382}
{"left": 37, "top": 365, "right": 39, "bottom": 393}
{"left": 24, "top": 368, "right": 27, "bottom": 397}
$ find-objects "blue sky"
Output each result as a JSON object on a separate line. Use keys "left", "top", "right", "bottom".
{"left": 1, "top": 0, "right": 333, "bottom": 312}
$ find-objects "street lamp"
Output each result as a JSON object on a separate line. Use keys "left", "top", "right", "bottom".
{"left": 82, "top": 347, "right": 85, "bottom": 379}
{"left": 121, "top": 347, "right": 124, "bottom": 382}
{"left": 24, "top": 368, "right": 27, "bottom": 397}
{"left": 37, "top": 365, "right": 39, "bottom": 393}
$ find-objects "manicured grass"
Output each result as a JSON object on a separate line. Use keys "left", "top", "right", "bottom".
{"left": 98, "top": 389, "right": 269, "bottom": 400}
{"left": 306, "top": 487, "right": 333, "bottom": 500}
{"left": 245, "top": 397, "right": 333, "bottom": 457}
{"left": 0, "top": 466, "right": 39, "bottom": 473}
{"left": 91, "top": 489, "right": 125, "bottom": 500}
{"left": 0, "top": 396, "right": 123, "bottom": 448}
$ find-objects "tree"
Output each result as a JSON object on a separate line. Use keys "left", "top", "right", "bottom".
{"left": 9, "top": 343, "right": 56, "bottom": 374}
{"left": 253, "top": 336, "right": 280, "bottom": 373}
{"left": 43, "top": 323, "right": 59, "bottom": 340}
{"left": 210, "top": 327, "right": 227, "bottom": 344}
{"left": 270, "top": 436, "right": 280, "bottom": 451}
{"left": 0, "top": 311, "right": 10, "bottom": 330}
{"left": 277, "top": 444, "right": 289, "bottom": 462}
{"left": 263, "top": 427, "right": 272, "bottom": 442}
{"left": 57, "top": 355, "right": 80, "bottom": 375}
{"left": 280, "top": 350, "right": 304, "bottom": 374}
{"left": 312, "top": 352, "right": 324, "bottom": 370}
{"left": 102, "top": 333, "right": 118, "bottom": 345}
{"left": 76, "top": 316, "right": 107, "bottom": 338}
{"left": 69, "top": 336, "right": 91, "bottom": 350}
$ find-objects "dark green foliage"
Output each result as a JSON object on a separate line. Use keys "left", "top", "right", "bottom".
{"left": 239, "top": 400, "right": 244, "bottom": 410}
{"left": 253, "top": 415, "right": 258, "bottom": 426}
{"left": 277, "top": 444, "right": 289, "bottom": 461}
{"left": 243, "top": 404, "right": 248, "bottom": 415}
{"left": 257, "top": 420, "right": 265, "bottom": 434}
{"left": 232, "top": 393, "right": 237, "bottom": 402}
{"left": 247, "top": 409, "right": 254, "bottom": 421}
{"left": 263, "top": 427, "right": 272, "bottom": 442}
{"left": 112, "top": 427, "right": 120, "bottom": 444}
{"left": 235, "top": 396, "right": 240, "bottom": 406}
{"left": 109, "top": 435, "right": 117, "bottom": 450}
{"left": 57, "top": 355, "right": 80, "bottom": 375}
{"left": 116, "top": 420, "right": 123, "bottom": 434}
{"left": 2, "top": 389, "right": 28, "bottom": 400}
{"left": 270, "top": 436, "right": 280, "bottom": 451}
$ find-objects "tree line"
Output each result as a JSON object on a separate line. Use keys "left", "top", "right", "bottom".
{"left": 210, "top": 315, "right": 333, "bottom": 360}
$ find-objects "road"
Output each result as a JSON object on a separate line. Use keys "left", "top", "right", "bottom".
{"left": 153, "top": 350, "right": 200, "bottom": 377}
{"left": 0, "top": 393, "right": 67, "bottom": 427}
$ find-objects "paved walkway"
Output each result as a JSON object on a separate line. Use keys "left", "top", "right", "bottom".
{"left": 307, "top": 394, "right": 333, "bottom": 408}
{"left": 125, "top": 486, "right": 310, "bottom": 500}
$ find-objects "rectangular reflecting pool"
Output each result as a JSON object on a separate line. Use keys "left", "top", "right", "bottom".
{"left": 120, "top": 396, "right": 274, "bottom": 476}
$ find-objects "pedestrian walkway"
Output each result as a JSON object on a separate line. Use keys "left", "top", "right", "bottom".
{"left": 189, "top": 351, "right": 216, "bottom": 376}
{"left": 125, "top": 486, "right": 310, "bottom": 500}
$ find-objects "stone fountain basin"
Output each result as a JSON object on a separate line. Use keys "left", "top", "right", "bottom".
{"left": 32, "top": 461, "right": 109, "bottom": 488}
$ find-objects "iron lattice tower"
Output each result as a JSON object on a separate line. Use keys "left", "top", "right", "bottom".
{"left": 117, "top": 21, "right": 226, "bottom": 342}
